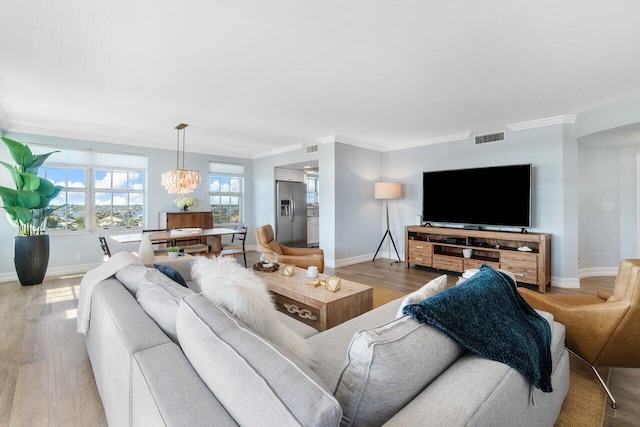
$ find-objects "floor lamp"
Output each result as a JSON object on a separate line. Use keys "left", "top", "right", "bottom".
{"left": 373, "top": 182, "right": 402, "bottom": 263}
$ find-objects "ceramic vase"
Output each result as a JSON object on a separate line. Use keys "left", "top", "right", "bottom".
{"left": 138, "top": 234, "right": 155, "bottom": 263}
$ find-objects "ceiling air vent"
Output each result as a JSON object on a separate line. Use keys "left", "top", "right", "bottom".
{"left": 305, "top": 143, "right": 319, "bottom": 154}
{"left": 475, "top": 132, "right": 505, "bottom": 145}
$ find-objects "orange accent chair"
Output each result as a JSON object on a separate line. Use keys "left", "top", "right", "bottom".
{"left": 255, "top": 224, "right": 324, "bottom": 273}
{"left": 518, "top": 259, "right": 640, "bottom": 408}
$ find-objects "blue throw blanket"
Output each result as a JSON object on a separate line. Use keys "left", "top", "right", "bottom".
{"left": 402, "top": 265, "right": 553, "bottom": 392}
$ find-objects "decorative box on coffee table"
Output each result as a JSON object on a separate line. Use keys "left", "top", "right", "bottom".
{"left": 254, "top": 267, "right": 373, "bottom": 331}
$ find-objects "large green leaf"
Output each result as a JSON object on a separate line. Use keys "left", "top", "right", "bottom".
{"left": 0, "top": 187, "right": 19, "bottom": 207}
{"left": 36, "top": 177, "right": 57, "bottom": 197}
{"left": 19, "top": 172, "right": 40, "bottom": 191}
{"left": 26, "top": 151, "right": 60, "bottom": 174}
{"left": 1, "top": 137, "right": 33, "bottom": 168}
{"left": 38, "top": 185, "right": 62, "bottom": 208}
{"left": 0, "top": 160, "right": 24, "bottom": 189}
{"left": 16, "top": 191, "right": 41, "bottom": 209}
{"left": 3, "top": 206, "right": 32, "bottom": 224}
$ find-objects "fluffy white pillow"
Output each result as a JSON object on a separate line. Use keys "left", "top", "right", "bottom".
{"left": 396, "top": 274, "right": 448, "bottom": 318}
{"left": 192, "top": 256, "right": 313, "bottom": 366}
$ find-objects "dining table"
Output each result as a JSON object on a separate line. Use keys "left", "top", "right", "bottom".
{"left": 109, "top": 227, "right": 243, "bottom": 253}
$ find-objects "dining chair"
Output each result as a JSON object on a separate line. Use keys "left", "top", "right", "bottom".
{"left": 98, "top": 235, "right": 111, "bottom": 262}
{"left": 221, "top": 225, "right": 247, "bottom": 267}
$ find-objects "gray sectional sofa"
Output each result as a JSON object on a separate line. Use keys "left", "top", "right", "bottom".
{"left": 84, "top": 258, "right": 569, "bottom": 426}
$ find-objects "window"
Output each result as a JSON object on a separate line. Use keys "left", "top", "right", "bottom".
{"left": 94, "top": 169, "right": 145, "bottom": 228}
{"left": 306, "top": 175, "right": 319, "bottom": 205}
{"left": 209, "top": 162, "right": 244, "bottom": 224}
{"left": 39, "top": 166, "right": 87, "bottom": 231}
{"left": 34, "top": 145, "right": 147, "bottom": 232}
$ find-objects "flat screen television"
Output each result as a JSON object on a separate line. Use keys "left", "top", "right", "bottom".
{"left": 422, "top": 164, "right": 531, "bottom": 229}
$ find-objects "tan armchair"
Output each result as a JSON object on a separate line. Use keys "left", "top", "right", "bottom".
{"left": 255, "top": 224, "right": 324, "bottom": 273}
{"left": 518, "top": 259, "right": 640, "bottom": 408}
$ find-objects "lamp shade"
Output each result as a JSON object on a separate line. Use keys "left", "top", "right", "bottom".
{"left": 375, "top": 182, "right": 401, "bottom": 199}
{"left": 161, "top": 169, "right": 201, "bottom": 194}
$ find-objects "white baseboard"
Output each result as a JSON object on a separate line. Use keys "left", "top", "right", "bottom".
{"left": 328, "top": 253, "right": 405, "bottom": 269}
{"left": 0, "top": 262, "right": 101, "bottom": 283}
{"left": 578, "top": 267, "right": 618, "bottom": 278}
{"left": 550, "top": 276, "right": 580, "bottom": 288}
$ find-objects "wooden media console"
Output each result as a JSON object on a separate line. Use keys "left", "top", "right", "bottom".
{"left": 405, "top": 226, "right": 551, "bottom": 292}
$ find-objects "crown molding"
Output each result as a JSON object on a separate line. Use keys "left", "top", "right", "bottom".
{"left": 506, "top": 115, "right": 576, "bottom": 131}
{"left": 316, "top": 135, "right": 337, "bottom": 144}
{"left": 333, "top": 135, "right": 382, "bottom": 151}
{"left": 4, "top": 124, "right": 152, "bottom": 149}
{"left": 251, "top": 142, "right": 304, "bottom": 159}
{"left": 385, "top": 131, "right": 472, "bottom": 152}
{"left": 253, "top": 134, "right": 383, "bottom": 159}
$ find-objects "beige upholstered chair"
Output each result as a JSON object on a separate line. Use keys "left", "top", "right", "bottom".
{"left": 518, "top": 259, "right": 640, "bottom": 408}
{"left": 255, "top": 224, "right": 324, "bottom": 273}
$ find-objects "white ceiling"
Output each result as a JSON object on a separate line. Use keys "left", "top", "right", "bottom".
{"left": 1, "top": 1, "right": 639, "bottom": 158}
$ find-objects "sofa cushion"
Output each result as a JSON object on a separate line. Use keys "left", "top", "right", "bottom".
{"left": 132, "top": 342, "right": 238, "bottom": 427}
{"left": 136, "top": 269, "right": 194, "bottom": 343}
{"left": 395, "top": 274, "right": 448, "bottom": 318}
{"left": 115, "top": 264, "right": 155, "bottom": 295}
{"left": 177, "top": 294, "right": 342, "bottom": 427}
{"left": 334, "top": 315, "right": 465, "bottom": 427}
{"left": 308, "top": 299, "right": 402, "bottom": 391}
{"left": 192, "top": 255, "right": 311, "bottom": 365}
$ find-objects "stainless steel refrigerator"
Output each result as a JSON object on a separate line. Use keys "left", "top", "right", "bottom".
{"left": 275, "top": 180, "right": 307, "bottom": 247}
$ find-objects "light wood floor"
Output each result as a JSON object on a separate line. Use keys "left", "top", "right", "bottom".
{"left": 0, "top": 252, "right": 638, "bottom": 426}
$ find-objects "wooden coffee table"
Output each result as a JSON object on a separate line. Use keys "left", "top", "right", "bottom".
{"left": 255, "top": 267, "right": 373, "bottom": 332}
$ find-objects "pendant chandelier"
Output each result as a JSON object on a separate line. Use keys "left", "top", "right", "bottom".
{"left": 161, "top": 123, "right": 201, "bottom": 194}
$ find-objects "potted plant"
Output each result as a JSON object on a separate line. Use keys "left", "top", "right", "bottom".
{"left": 0, "top": 137, "right": 64, "bottom": 285}
{"left": 167, "top": 246, "right": 180, "bottom": 260}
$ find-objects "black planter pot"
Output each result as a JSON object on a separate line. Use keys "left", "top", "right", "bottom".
{"left": 14, "top": 235, "right": 50, "bottom": 286}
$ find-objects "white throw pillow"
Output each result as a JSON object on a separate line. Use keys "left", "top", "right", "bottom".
{"left": 396, "top": 274, "right": 448, "bottom": 318}
{"left": 192, "top": 256, "right": 313, "bottom": 366}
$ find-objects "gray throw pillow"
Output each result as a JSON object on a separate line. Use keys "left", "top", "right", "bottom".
{"left": 335, "top": 315, "right": 465, "bottom": 426}
{"left": 115, "top": 264, "right": 155, "bottom": 295}
{"left": 136, "top": 269, "right": 194, "bottom": 343}
{"left": 177, "top": 294, "right": 342, "bottom": 427}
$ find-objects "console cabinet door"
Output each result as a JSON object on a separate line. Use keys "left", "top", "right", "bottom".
{"left": 500, "top": 252, "right": 538, "bottom": 284}
{"left": 408, "top": 241, "right": 432, "bottom": 267}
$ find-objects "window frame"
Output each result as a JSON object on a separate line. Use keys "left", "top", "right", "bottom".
{"left": 41, "top": 162, "right": 147, "bottom": 233}
{"left": 209, "top": 166, "right": 245, "bottom": 226}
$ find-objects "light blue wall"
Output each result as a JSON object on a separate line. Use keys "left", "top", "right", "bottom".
{"left": 334, "top": 143, "right": 382, "bottom": 263}
{"left": 575, "top": 94, "right": 640, "bottom": 275}
{"left": 0, "top": 131, "right": 252, "bottom": 280}
{"left": 578, "top": 144, "right": 640, "bottom": 271}
{"left": 383, "top": 125, "right": 575, "bottom": 281}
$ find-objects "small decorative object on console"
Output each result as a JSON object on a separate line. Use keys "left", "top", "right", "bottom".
{"left": 173, "top": 196, "right": 196, "bottom": 211}
{"left": 307, "top": 266, "right": 319, "bottom": 278}
{"left": 260, "top": 252, "right": 278, "bottom": 267}
{"left": 324, "top": 276, "right": 341, "bottom": 293}
{"left": 281, "top": 264, "right": 295, "bottom": 276}
{"left": 252, "top": 252, "right": 280, "bottom": 272}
